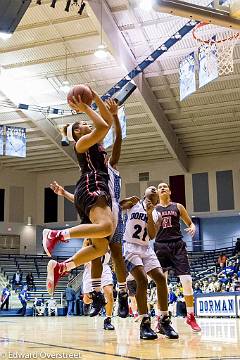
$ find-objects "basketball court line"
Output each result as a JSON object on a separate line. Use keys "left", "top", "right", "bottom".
{"left": 0, "top": 320, "right": 16, "bottom": 323}
{"left": 1, "top": 337, "right": 240, "bottom": 360}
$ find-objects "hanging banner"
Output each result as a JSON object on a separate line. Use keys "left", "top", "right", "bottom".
{"left": 179, "top": 52, "right": 196, "bottom": 101}
{"left": 199, "top": 40, "right": 218, "bottom": 88}
{"left": 0, "top": 125, "right": 3, "bottom": 155}
{"left": 5, "top": 126, "right": 26, "bottom": 158}
{"left": 104, "top": 106, "right": 126, "bottom": 149}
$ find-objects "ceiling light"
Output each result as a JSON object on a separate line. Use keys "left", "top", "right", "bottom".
{"left": 94, "top": 44, "right": 108, "bottom": 59}
{"left": 60, "top": 80, "right": 71, "bottom": 93}
{"left": 139, "top": 0, "right": 153, "bottom": 11}
{"left": 0, "top": 32, "right": 12, "bottom": 40}
{"left": 94, "top": 1, "right": 108, "bottom": 59}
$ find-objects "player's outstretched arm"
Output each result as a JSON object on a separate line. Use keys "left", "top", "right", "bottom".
{"left": 69, "top": 94, "right": 110, "bottom": 153}
{"left": 93, "top": 91, "right": 113, "bottom": 129}
{"left": 106, "top": 99, "right": 122, "bottom": 168}
{"left": 120, "top": 196, "right": 140, "bottom": 210}
{"left": 50, "top": 181, "right": 74, "bottom": 203}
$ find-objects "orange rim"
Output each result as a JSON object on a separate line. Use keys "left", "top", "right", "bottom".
{"left": 192, "top": 21, "right": 240, "bottom": 44}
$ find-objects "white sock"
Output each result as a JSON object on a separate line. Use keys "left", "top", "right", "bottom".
{"left": 61, "top": 229, "right": 70, "bottom": 240}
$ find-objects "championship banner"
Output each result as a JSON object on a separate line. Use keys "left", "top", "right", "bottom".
{"left": 104, "top": 106, "right": 126, "bottom": 149}
{"left": 199, "top": 40, "right": 218, "bottom": 88}
{"left": 179, "top": 52, "right": 196, "bottom": 101}
{"left": 5, "top": 126, "right": 26, "bottom": 158}
{"left": 195, "top": 294, "right": 237, "bottom": 317}
{"left": 0, "top": 125, "right": 3, "bottom": 155}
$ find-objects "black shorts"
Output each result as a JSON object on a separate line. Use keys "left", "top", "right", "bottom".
{"left": 127, "top": 280, "right": 137, "bottom": 297}
{"left": 74, "top": 171, "right": 112, "bottom": 224}
{"left": 154, "top": 239, "right": 190, "bottom": 276}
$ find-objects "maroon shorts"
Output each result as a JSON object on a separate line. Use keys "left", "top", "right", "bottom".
{"left": 74, "top": 171, "right": 111, "bottom": 224}
{"left": 154, "top": 239, "right": 191, "bottom": 276}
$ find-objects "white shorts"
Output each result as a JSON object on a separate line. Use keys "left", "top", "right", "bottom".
{"left": 82, "top": 264, "right": 113, "bottom": 294}
{"left": 123, "top": 242, "right": 162, "bottom": 274}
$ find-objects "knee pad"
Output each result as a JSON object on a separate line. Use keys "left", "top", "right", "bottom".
{"left": 179, "top": 275, "right": 193, "bottom": 296}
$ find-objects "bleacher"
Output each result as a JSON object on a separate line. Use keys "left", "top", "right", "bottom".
{"left": 0, "top": 254, "right": 69, "bottom": 311}
{"left": 188, "top": 246, "right": 235, "bottom": 281}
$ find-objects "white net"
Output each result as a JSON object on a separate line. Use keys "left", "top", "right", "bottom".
{"left": 193, "top": 23, "right": 240, "bottom": 76}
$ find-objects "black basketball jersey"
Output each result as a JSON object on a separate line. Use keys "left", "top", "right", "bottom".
{"left": 155, "top": 202, "right": 182, "bottom": 242}
{"left": 75, "top": 143, "right": 108, "bottom": 175}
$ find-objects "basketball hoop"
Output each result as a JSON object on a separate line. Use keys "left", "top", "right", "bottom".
{"left": 193, "top": 22, "right": 240, "bottom": 76}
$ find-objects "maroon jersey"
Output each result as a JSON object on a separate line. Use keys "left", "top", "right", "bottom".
{"left": 75, "top": 143, "right": 108, "bottom": 175}
{"left": 155, "top": 202, "right": 182, "bottom": 242}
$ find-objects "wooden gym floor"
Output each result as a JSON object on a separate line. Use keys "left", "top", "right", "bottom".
{"left": 0, "top": 317, "right": 240, "bottom": 360}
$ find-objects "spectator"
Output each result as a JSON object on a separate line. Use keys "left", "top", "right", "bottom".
{"left": 193, "top": 283, "right": 202, "bottom": 295}
{"left": 46, "top": 297, "right": 58, "bottom": 316}
{"left": 12, "top": 270, "right": 23, "bottom": 292}
{"left": 168, "top": 287, "right": 177, "bottom": 317}
{"left": 234, "top": 238, "right": 240, "bottom": 256}
{"left": 65, "top": 284, "right": 76, "bottom": 316}
{"left": 217, "top": 253, "right": 227, "bottom": 270}
{"left": 75, "top": 288, "right": 84, "bottom": 316}
{"left": 26, "top": 272, "right": 36, "bottom": 292}
{"left": 175, "top": 289, "right": 187, "bottom": 318}
{"left": 0, "top": 284, "right": 11, "bottom": 311}
{"left": 33, "top": 294, "right": 45, "bottom": 316}
{"left": 219, "top": 260, "right": 236, "bottom": 278}
{"left": 17, "top": 285, "right": 29, "bottom": 316}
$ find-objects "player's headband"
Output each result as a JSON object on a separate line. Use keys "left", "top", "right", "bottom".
{"left": 67, "top": 124, "right": 74, "bottom": 142}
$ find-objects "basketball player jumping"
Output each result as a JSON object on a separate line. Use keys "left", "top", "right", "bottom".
{"left": 154, "top": 183, "right": 201, "bottom": 332}
{"left": 90, "top": 98, "right": 128, "bottom": 318}
{"left": 42, "top": 89, "right": 114, "bottom": 307}
{"left": 46, "top": 97, "right": 128, "bottom": 317}
{"left": 121, "top": 186, "right": 178, "bottom": 340}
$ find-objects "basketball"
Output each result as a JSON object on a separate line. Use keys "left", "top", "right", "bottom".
{"left": 67, "top": 84, "right": 93, "bottom": 106}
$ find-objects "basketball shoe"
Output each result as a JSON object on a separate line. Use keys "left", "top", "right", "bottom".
{"left": 118, "top": 291, "right": 129, "bottom": 318}
{"left": 42, "top": 229, "right": 69, "bottom": 257}
{"left": 186, "top": 313, "right": 201, "bottom": 332}
{"left": 103, "top": 317, "right": 115, "bottom": 330}
{"left": 89, "top": 291, "right": 106, "bottom": 317}
{"left": 140, "top": 316, "right": 158, "bottom": 340}
{"left": 156, "top": 315, "right": 179, "bottom": 339}
{"left": 46, "top": 260, "right": 68, "bottom": 295}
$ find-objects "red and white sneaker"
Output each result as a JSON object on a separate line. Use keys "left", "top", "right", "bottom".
{"left": 42, "top": 229, "right": 68, "bottom": 257}
{"left": 46, "top": 260, "right": 68, "bottom": 295}
{"left": 186, "top": 313, "right": 201, "bottom": 332}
